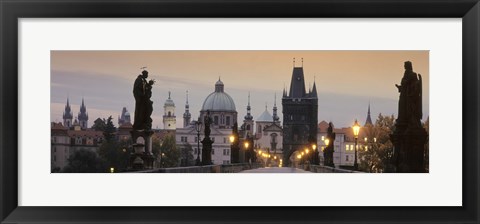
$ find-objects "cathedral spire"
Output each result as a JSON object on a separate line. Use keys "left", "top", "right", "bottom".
{"left": 78, "top": 97, "right": 88, "bottom": 129}
{"left": 364, "top": 102, "right": 373, "bottom": 126}
{"left": 63, "top": 97, "right": 73, "bottom": 128}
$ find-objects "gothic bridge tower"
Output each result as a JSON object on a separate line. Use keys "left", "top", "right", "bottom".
{"left": 282, "top": 58, "right": 318, "bottom": 166}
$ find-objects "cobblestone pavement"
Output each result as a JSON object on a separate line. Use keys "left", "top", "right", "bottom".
{"left": 240, "top": 167, "right": 312, "bottom": 173}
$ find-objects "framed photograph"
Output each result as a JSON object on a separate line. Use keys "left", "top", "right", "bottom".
{"left": 1, "top": 0, "right": 479, "bottom": 223}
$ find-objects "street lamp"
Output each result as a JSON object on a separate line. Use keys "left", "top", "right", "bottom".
{"left": 352, "top": 119, "right": 361, "bottom": 170}
{"left": 195, "top": 120, "right": 202, "bottom": 166}
{"left": 244, "top": 141, "right": 250, "bottom": 164}
{"left": 229, "top": 134, "right": 235, "bottom": 163}
{"left": 323, "top": 138, "right": 330, "bottom": 166}
{"left": 311, "top": 143, "right": 318, "bottom": 165}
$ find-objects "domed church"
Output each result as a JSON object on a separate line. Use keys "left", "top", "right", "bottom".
{"left": 199, "top": 78, "right": 238, "bottom": 129}
{"left": 175, "top": 78, "right": 238, "bottom": 166}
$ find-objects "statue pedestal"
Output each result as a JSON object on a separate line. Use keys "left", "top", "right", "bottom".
{"left": 391, "top": 125, "right": 427, "bottom": 173}
{"left": 201, "top": 137, "right": 213, "bottom": 165}
{"left": 128, "top": 130, "right": 154, "bottom": 170}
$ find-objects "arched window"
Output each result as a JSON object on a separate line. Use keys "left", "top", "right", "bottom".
{"left": 226, "top": 116, "right": 231, "bottom": 126}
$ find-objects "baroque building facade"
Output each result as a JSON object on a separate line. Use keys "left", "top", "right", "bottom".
{"left": 175, "top": 79, "right": 237, "bottom": 165}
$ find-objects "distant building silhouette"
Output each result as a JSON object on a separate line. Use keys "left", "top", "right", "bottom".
{"left": 364, "top": 103, "right": 373, "bottom": 126}
{"left": 118, "top": 107, "right": 131, "bottom": 126}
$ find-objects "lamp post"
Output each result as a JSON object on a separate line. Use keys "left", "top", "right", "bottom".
{"left": 324, "top": 138, "right": 330, "bottom": 166}
{"left": 352, "top": 119, "right": 361, "bottom": 170}
{"left": 229, "top": 135, "right": 235, "bottom": 163}
{"left": 244, "top": 141, "right": 250, "bottom": 164}
{"left": 195, "top": 120, "right": 202, "bottom": 166}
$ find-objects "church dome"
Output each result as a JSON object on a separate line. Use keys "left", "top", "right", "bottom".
{"left": 201, "top": 78, "right": 236, "bottom": 112}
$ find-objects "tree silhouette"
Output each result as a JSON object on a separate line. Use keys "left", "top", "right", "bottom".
{"left": 63, "top": 149, "right": 106, "bottom": 173}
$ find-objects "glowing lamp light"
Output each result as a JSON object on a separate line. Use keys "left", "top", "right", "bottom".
{"left": 324, "top": 138, "right": 330, "bottom": 147}
{"left": 110, "top": 167, "right": 114, "bottom": 173}
{"left": 229, "top": 135, "right": 235, "bottom": 143}
{"left": 352, "top": 119, "right": 360, "bottom": 138}
{"left": 244, "top": 142, "right": 249, "bottom": 149}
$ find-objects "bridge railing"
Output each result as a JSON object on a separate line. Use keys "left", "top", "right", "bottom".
{"left": 302, "top": 164, "right": 364, "bottom": 173}
{"left": 132, "top": 162, "right": 264, "bottom": 173}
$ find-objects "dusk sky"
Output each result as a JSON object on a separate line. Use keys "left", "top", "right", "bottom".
{"left": 50, "top": 51, "right": 429, "bottom": 129}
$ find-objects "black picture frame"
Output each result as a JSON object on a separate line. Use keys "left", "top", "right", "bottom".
{"left": 1, "top": 0, "right": 479, "bottom": 223}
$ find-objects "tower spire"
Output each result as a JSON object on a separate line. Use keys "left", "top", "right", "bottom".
{"left": 311, "top": 76, "right": 318, "bottom": 98}
{"left": 364, "top": 102, "right": 373, "bottom": 126}
{"left": 63, "top": 97, "right": 73, "bottom": 128}
{"left": 183, "top": 90, "right": 191, "bottom": 127}
{"left": 244, "top": 92, "right": 253, "bottom": 121}
{"left": 273, "top": 93, "right": 279, "bottom": 122}
{"left": 78, "top": 97, "right": 88, "bottom": 129}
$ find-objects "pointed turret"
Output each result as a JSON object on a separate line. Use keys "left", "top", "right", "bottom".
{"left": 272, "top": 93, "right": 279, "bottom": 122}
{"left": 63, "top": 97, "right": 73, "bottom": 128}
{"left": 243, "top": 92, "right": 254, "bottom": 137}
{"left": 78, "top": 98, "right": 89, "bottom": 129}
{"left": 364, "top": 103, "right": 373, "bottom": 126}
{"left": 244, "top": 92, "right": 253, "bottom": 121}
{"left": 183, "top": 90, "right": 192, "bottom": 127}
{"left": 311, "top": 78, "right": 318, "bottom": 98}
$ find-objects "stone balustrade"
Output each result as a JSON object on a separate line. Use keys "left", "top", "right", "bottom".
{"left": 132, "top": 162, "right": 264, "bottom": 173}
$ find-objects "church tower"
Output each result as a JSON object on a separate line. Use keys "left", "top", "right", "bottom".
{"left": 78, "top": 98, "right": 89, "bottom": 130}
{"left": 272, "top": 93, "right": 280, "bottom": 125}
{"left": 163, "top": 91, "right": 176, "bottom": 130}
{"left": 282, "top": 58, "right": 318, "bottom": 165}
{"left": 364, "top": 103, "right": 373, "bottom": 126}
{"left": 63, "top": 97, "right": 73, "bottom": 129}
{"left": 183, "top": 91, "right": 191, "bottom": 127}
{"left": 243, "top": 93, "right": 254, "bottom": 137}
